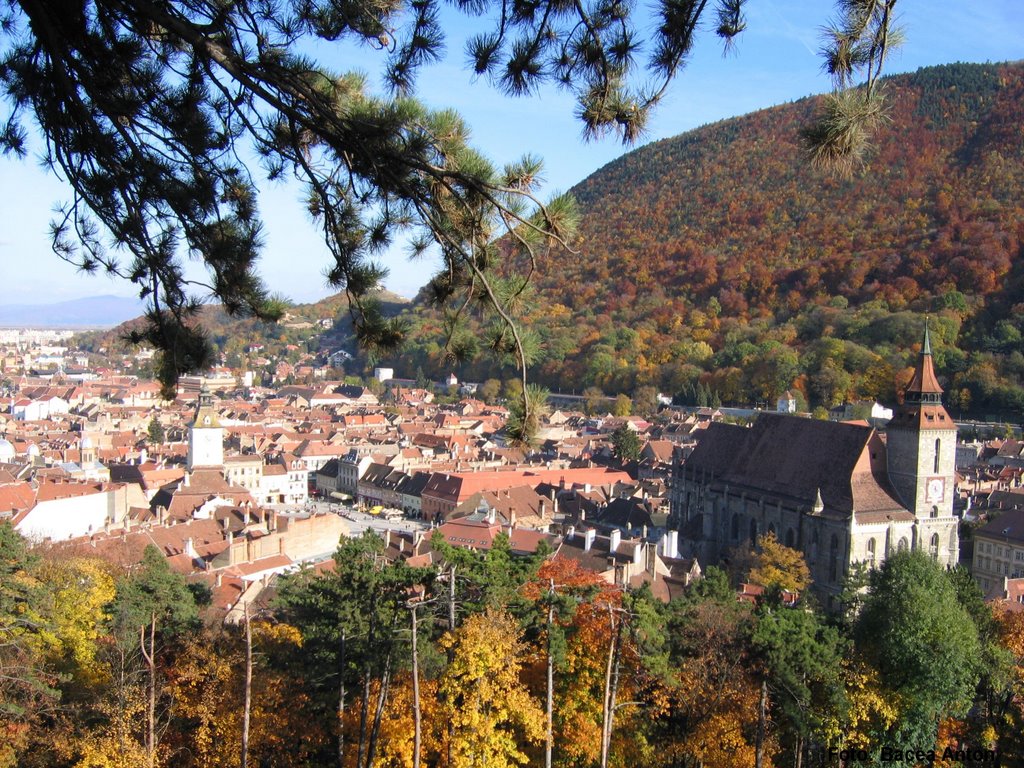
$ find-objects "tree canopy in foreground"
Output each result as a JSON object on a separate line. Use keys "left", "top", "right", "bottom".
{"left": 0, "top": 0, "right": 899, "bottom": 438}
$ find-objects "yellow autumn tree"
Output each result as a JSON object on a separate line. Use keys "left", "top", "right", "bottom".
{"left": 163, "top": 620, "right": 323, "bottom": 768}
{"left": 67, "top": 686, "right": 151, "bottom": 768}
{"left": 341, "top": 677, "right": 444, "bottom": 768}
{"left": 821, "top": 660, "right": 899, "bottom": 753}
{"left": 439, "top": 608, "right": 544, "bottom": 767}
{"left": 38, "top": 555, "right": 116, "bottom": 684}
{"left": 748, "top": 532, "right": 812, "bottom": 594}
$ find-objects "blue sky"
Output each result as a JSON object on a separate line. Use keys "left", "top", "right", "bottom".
{"left": 1, "top": 0, "right": 1022, "bottom": 307}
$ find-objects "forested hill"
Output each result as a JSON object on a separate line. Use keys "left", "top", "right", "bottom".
{"left": 403, "top": 61, "right": 1024, "bottom": 417}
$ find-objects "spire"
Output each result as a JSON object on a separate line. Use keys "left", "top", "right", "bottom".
{"left": 813, "top": 488, "right": 824, "bottom": 514}
{"left": 903, "top": 320, "right": 943, "bottom": 404}
{"left": 890, "top": 319, "right": 953, "bottom": 429}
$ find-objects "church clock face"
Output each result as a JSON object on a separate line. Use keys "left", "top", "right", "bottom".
{"left": 926, "top": 477, "right": 945, "bottom": 504}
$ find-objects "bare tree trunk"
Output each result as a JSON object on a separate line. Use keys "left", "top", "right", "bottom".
{"left": 600, "top": 605, "right": 622, "bottom": 768}
{"left": 242, "top": 603, "right": 252, "bottom": 768}
{"left": 606, "top": 617, "right": 624, "bottom": 767}
{"left": 338, "top": 629, "right": 346, "bottom": 768}
{"left": 140, "top": 614, "right": 157, "bottom": 768}
{"left": 446, "top": 564, "right": 456, "bottom": 768}
{"left": 448, "top": 563, "right": 457, "bottom": 631}
{"left": 358, "top": 593, "right": 379, "bottom": 768}
{"left": 755, "top": 678, "right": 767, "bottom": 768}
{"left": 365, "top": 644, "right": 393, "bottom": 768}
{"left": 411, "top": 604, "right": 422, "bottom": 768}
{"left": 545, "top": 579, "right": 555, "bottom": 768}
{"left": 358, "top": 667, "right": 371, "bottom": 768}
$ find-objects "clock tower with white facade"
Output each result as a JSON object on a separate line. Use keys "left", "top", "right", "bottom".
{"left": 187, "top": 385, "right": 224, "bottom": 471}
{"left": 885, "top": 325, "right": 959, "bottom": 562}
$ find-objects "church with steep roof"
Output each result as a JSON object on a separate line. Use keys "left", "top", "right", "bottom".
{"left": 669, "top": 327, "right": 959, "bottom": 608}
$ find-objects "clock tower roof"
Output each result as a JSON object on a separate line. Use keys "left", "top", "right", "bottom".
{"left": 191, "top": 384, "right": 222, "bottom": 429}
{"left": 890, "top": 323, "right": 953, "bottom": 430}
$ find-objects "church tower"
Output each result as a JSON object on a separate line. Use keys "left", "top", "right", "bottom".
{"left": 187, "top": 385, "right": 224, "bottom": 470}
{"left": 885, "top": 324, "right": 959, "bottom": 562}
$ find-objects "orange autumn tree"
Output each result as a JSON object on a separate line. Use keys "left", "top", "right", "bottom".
{"left": 521, "top": 558, "right": 608, "bottom": 767}
{"left": 656, "top": 572, "right": 768, "bottom": 768}
{"left": 522, "top": 558, "right": 664, "bottom": 768}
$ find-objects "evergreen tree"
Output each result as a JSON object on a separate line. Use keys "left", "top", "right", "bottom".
{"left": 146, "top": 418, "right": 166, "bottom": 445}
{"left": 610, "top": 425, "right": 642, "bottom": 463}
{"left": 1, "top": 0, "right": 900, "bottom": 410}
{"left": 854, "top": 550, "right": 983, "bottom": 752}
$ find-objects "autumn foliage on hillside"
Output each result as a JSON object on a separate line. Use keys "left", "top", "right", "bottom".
{"left": 397, "top": 63, "right": 1024, "bottom": 416}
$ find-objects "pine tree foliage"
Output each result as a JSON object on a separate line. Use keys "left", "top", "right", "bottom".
{"left": 0, "top": 0, "right": 899, "bottom": 429}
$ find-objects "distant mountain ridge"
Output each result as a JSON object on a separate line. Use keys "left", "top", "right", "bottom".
{"left": 395, "top": 62, "right": 1024, "bottom": 418}
{"left": 0, "top": 295, "right": 146, "bottom": 328}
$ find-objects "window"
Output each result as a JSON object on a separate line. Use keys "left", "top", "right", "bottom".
{"left": 749, "top": 518, "right": 758, "bottom": 544}
{"left": 829, "top": 534, "right": 840, "bottom": 583}
{"left": 867, "top": 537, "right": 876, "bottom": 566}
{"left": 785, "top": 528, "right": 795, "bottom": 548}
{"left": 898, "top": 537, "right": 909, "bottom": 552}
{"left": 731, "top": 513, "right": 740, "bottom": 541}
{"left": 930, "top": 533, "right": 939, "bottom": 560}
{"left": 934, "top": 438, "right": 941, "bottom": 474}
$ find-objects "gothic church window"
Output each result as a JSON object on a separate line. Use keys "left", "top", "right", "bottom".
{"left": 930, "top": 533, "right": 939, "bottom": 560}
{"left": 867, "top": 537, "right": 876, "bottom": 566}
{"left": 934, "top": 439, "right": 941, "bottom": 474}
{"left": 829, "top": 534, "right": 839, "bottom": 583}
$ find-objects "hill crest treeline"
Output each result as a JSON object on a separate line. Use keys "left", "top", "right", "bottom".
{"left": 397, "top": 62, "right": 1024, "bottom": 417}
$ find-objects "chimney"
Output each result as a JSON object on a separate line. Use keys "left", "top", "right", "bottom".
{"left": 609, "top": 528, "right": 621, "bottom": 552}
{"left": 185, "top": 538, "right": 196, "bottom": 558}
{"left": 566, "top": 525, "right": 575, "bottom": 540}
{"left": 584, "top": 528, "right": 596, "bottom": 552}
{"left": 663, "top": 530, "right": 679, "bottom": 560}
{"left": 216, "top": 572, "right": 223, "bottom": 588}
{"left": 539, "top": 499, "right": 546, "bottom": 518}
